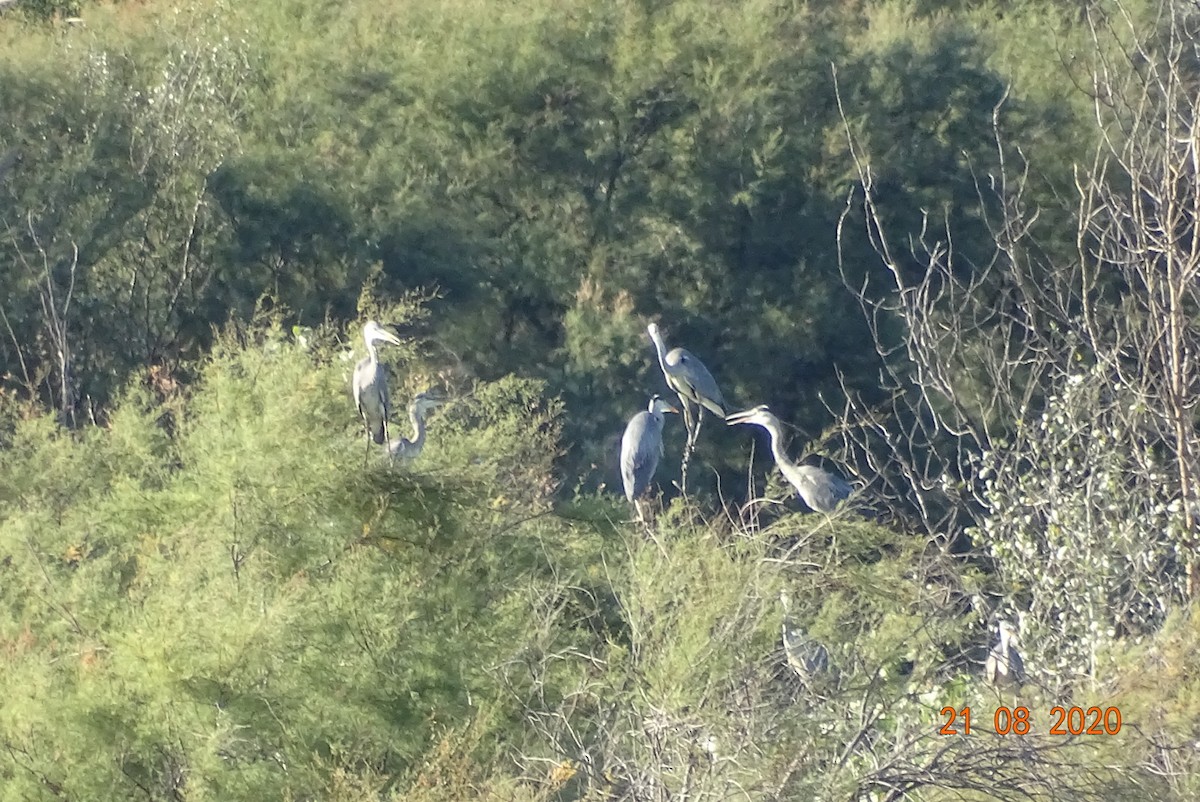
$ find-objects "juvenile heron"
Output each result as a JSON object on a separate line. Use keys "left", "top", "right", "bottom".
{"left": 388, "top": 391, "right": 443, "bottom": 461}
{"left": 725, "top": 405, "right": 852, "bottom": 513}
{"left": 646, "top": 322, "right": 725, "bottom": 493}
{"left": 352, "top": 321, "right": 404, "bottom": 457}
{"left": 620, "top": 395, "right": 680, "bottom": 519}
{"left": 985, "top": 617, "right": 1025, "bottom": 689}
{"left": 780, "top": 589, "right": 829, "bottom": 682}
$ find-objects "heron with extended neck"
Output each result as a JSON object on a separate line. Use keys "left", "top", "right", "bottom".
{"left": 388, "top": 391, "right": 444, "bottom": 461}
{"left": 725, "top": 405, "right": 852, "bottom": 513}
{"left": 645, "top": 322, "right": 725, "bottom": 494}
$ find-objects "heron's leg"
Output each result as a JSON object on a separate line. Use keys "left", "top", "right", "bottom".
{"left": 363, "top": 424, "right": 372, "bottom": 467}
{"left": 678, "top": 395, "right": 695, "bottom": 441}
{"left": 680, "top": 405, "right": 708, "bottom": 495}
{"left": 632, "top": 496, "right": 666, "bottom": 553}
{"left": 678, "top": 399, "right": 696, "bottom": 495}
{"left": 686, "top": 401, "right": 700, "bottom": 494}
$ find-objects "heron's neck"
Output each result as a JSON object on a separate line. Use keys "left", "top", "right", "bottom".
{"left": 408, "top": 406, "right": 427, "bottom": 451}
{"left": 763, "top": 422, "right": 795, "bottom": 471}
{"left": 364, "top": 338, "right": 379, "bottom": 365}
{"left": 649, "top": 331, "right": 670, "bottom": 372}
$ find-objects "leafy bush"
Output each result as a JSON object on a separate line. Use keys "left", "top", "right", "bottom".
{"left": 971, "top": 364, "right": 1187, "bottom": 686}
{"left": 0, "top": 316, "right": 586, "bottom": 799}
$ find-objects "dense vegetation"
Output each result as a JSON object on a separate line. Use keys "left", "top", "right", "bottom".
{"left": 3, "top": 0, "right": 1200, "bottom": 798}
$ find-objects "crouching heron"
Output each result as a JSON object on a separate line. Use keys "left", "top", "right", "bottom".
{"left": 780, "top": 589, "right": 830, "bottom": 685}
{"left": 620, "top": 394, "right": 680, "bottom": 520}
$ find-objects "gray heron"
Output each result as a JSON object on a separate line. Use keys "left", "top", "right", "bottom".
{"left": 352, "top": 321, "right": 404, "bottom": 458}
{"left": 985, "top": 617, "right": 1025, "bottom": 688}
{"left": 620, "top": 394, "right": 680, "bottom": 519}
{"left": 780, "top": 589, "right": 829, "bottom": 682}
{"left": 387, "top": 391, "right": 443, "bottom": 461}
{"left": 646, "top": 322, "right": 726, "bottom": 493}
{"left": 725, "top": 405, "right": 852, "bottom": 513}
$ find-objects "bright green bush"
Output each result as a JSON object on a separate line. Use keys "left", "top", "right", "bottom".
{"left": 0, "top": 316, "right": 591, "bottom": 799}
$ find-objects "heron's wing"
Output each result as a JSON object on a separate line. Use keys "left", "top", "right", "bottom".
{"left": 1009, "top": 647, "right": 1025, "bottom": 683}
{"left": 353, "top": 359, "right": 391, "bottom": 444}
{"left": 783, "top": 623, "right": 829, "bottom": 676}
{"left": 352, "top": 358, "right": 370, "bottom": 415}
{"left": 620, "top": 413, "right": 662, "bottom": 500}
{"left": 826, "top": 473, "right": 854, "bottom": 503}
{"left": 629, "top": 426, "right": 662, "bottom": 475}
{"left": 795, "top": 466, "right": 852, "bottom": 512}
{"left": 378, "top": 363, "right": 391, "bottom": 417}
{"left": 673, "top": 349, "right": 725, "bottom": 415}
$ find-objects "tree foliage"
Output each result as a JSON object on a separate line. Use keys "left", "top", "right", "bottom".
{"left": 3, "top": 0, "right": 1200, "bottom": 797}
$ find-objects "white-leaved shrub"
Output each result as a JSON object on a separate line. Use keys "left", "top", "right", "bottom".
{"left": 970, "top": 363, "right": 1187, "bottom": 686}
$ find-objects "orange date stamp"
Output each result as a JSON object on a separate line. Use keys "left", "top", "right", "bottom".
{"left": 939, "top": 705, "right": 1123, "bottom": 736}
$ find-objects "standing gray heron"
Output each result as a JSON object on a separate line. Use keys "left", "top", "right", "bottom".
{"left": 620, "top": 394, "right": 680, "bottom": 520}
{"left": 985, "top": 617, "right": 1025, "bottom": 689}
{"left": 780, "top": 589, "right": 829, "bottom": 683}
{"left": 646, "top": 322, "right": 726, "bottom": 494}
{"left": 387, "top": 391, "right": 443, "bottom": 461}
{"left": 352, "top": 321, "right": 404, "bottom": 461}
{"left": 725, "top": 405, "right": 852, "bottom": 513}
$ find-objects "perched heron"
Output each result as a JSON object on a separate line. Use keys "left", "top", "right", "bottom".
{"left": 352, "top": 321, "right": 404, "bottom": 457}
{"left": 646, "top": 322, "right": 726, "bottom": 492}
{"left": 387, "top": 391, "right": 443, "bottom": 461}
{"left": 780, "top": 589, "right": 829, "bottom": 681}
{"left": 725, "top": 405, "right": 852, "bottom": 513}
{"left": 985, "top": 617, "right": 1025, "bottom": 688}
{"left": 620, "top": 395, "right": 680, "bottom": 518}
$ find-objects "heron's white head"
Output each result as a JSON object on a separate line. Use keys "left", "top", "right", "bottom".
{"left": 648, "top": 394, "right": 680, "bottom": 416}
{"left": 363, "top": 320, "right": 403, "bottom": 348}
{"left": 724, "top": 404, "right": 777, "bottom": 430}
{"left": 996, "top": 618, "right": 1020, "bottom": 645}
{"left": 646, "top": 322, "right": 664, "bottom": 343}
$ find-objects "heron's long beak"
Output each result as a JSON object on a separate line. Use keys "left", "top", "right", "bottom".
{"left": 724, "top": 408, "right": 756, "bottom": 425}
{"left": 414, "top": 390, "right": 450, "bottom": 411}
{"left": 378, "top": 329, "right": 404, "bottom": 347}
{"left": 665, "top": 403, "right": 680, "bottom": 415}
